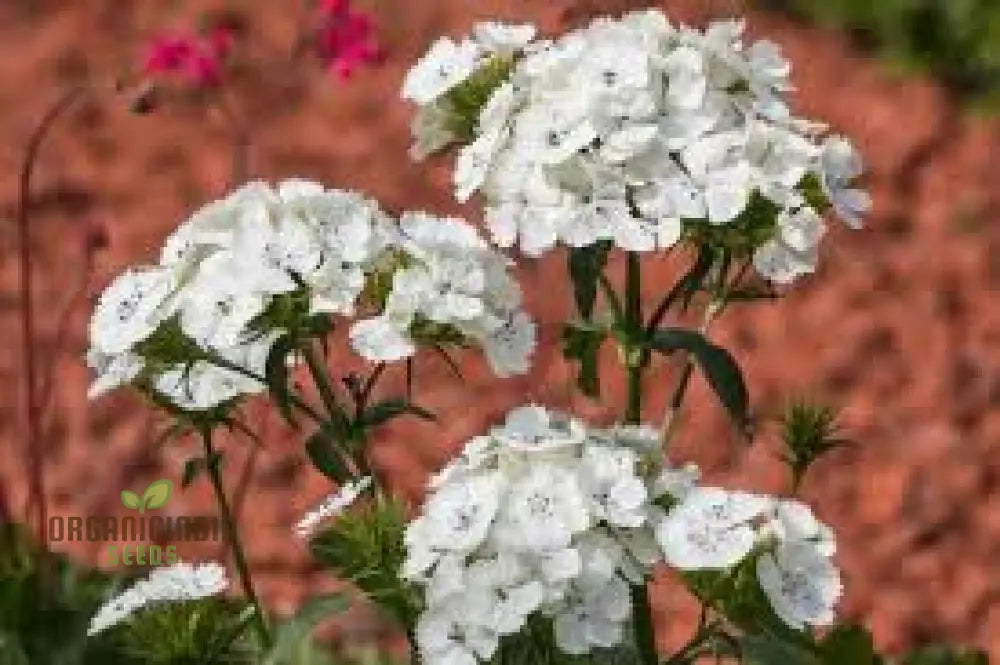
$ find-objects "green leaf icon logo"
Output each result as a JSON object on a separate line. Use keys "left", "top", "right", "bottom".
{"left": 120, "top": 490, "right": 141, "bottom": 511}
{"left": 141, "top": 479, "right": 173, "bottom": 512}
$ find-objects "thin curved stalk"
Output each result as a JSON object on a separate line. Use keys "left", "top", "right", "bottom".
{"left": 198, "top": 425, "right": 272, "bottom": 648}
{"left": 16, "top": 85, "right": 90, "bottom": 553}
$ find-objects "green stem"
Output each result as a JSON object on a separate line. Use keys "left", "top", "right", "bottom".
{"left": 299, "top": 342, "right": 379, "bottom": 487}
{"left": 300, "top": 342, "right": 346, "bottom": 426}
{"left": 624, "top": 251, "right": 645, "bottom": 425}
{"left": 198, "top": 426, "right": 272, "bottom": 648}
{"left": 621, "top": 251, "right": 658, "bottom": 665}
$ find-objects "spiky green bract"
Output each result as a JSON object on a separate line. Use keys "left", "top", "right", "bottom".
{"left": 310, "top": 499, "right": 420, "bottom": 631}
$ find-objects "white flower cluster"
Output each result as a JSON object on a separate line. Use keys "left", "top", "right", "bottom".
{"left": 86, "top": 181, "right": 535, "bottom": 410}
{"left": 404, "top": 406, "right": 842, "bottom": 664}
{"left": 403, "top": 12, "right": 870, "bottom": 282}
{"left": 88, "top": 562, "right": 229, "bottom": 636}
{"left": 348, "top": 212, "right": 536, "bottom": 377}
{"left": 403, "top": 406, "right": 661, "bottom": 664}
{"left": 657, "top": 487, "right": 842, "bottom": 629}
{"left": 295, "top": 475, "right": 373, "bottom": 539}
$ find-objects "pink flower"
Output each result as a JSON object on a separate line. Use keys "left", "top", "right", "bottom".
{"left": 142, "top": 27, "right": 235, "bottom": 88}
{"left": 315, "top": 0, "right": 383, "bottom": 79}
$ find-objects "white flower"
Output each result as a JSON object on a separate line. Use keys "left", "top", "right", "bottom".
{"left": 663, "top": 46, "right": 707, "bottom": 109}
{"left": 295, "top": 476, "right": 372, "bottom": 539}
{"left": 349, "top": 315, "right": 416, "bottom": 362}
{"left": 473, "top": 22, "right": 536, "bottom": 52}
{"left": 757, "top": 541, "right": 842, "bottom": 629}
{"left": 651, "top": 462, "right": 701, "bottom": 501}
{"left": 491, "top": 404, "right": 585, "bottom": 455}
{"left": 86, "top": 350, "right": 144, "bottom": 399}
{"left": 403, "top": 472, "right": 502, "bottom": 577}
{"left": 89, "top": 267, "right": 175, "bottom": 354}
{"left": 410, "top": 103, "right": 459, "bottom": 160}
{"left": 455, "top": 128, "right": 507, "bottom": 203}
{"left": 88, "top": 562, "right": 228, "bottom": 635}
{"left": 656, "top": 487, "right": 771, "bottom": 570}
{"left": 752, "top": 239, "right": 817, "bottom": 284}
{"left": 579, "top": 444, "right": 647, "bottom": 527}
{"left": 478, "top": 310, "right": 536, "bottom": 378}
{"left": 495, "top": 464, "right": 590, "bottom": 552}
{"left": 551, "top": 574, "right": 631, "bottom": 655}
{"left": 778, "top": 206, "right": 826, "bottom": 253}
{"left": 821, "top": 136, "right": 870, "bottom": 229}
{"left": 402, "top": 37, "right": 481, "bottom": 104}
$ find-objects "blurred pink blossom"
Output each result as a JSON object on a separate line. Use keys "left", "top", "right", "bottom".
{"left": 315, "top": 0, "right": 384, "bottom": 79}
{"left": 142, "top": 26, "right": 236, "bottom": 87}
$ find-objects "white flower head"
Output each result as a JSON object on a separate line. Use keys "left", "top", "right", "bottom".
{"left": 89, "top": 267, "right": 175, "bottom": 354}
{"left": 403, "top": 37, "right": 481, "bottom": 104}
{"left": 295, "top": 476, "right": 373, "bottom": 539}
{"left": 404, "top": 11, "right": 867, "bottom": 278}
{"left": 757, "top": 541, "right": 842, "bottom": 629}
{"left": 87, "top": 562, "right": 228, "bottom": 636}
{"left": 656, "top": 487, "right": 771, "bottom": 570}
{"left": 821, "top": 135, "right": 870, "bottom": 229}
{"left": 495, "top": 463, "right": 590, "bottom": 552}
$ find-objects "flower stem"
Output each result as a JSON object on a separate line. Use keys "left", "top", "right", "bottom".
{"left": 198, "top": 425, "right": 272, "bottom": 648}
{"left": 18, "top": 85, "right": 90, "bottom": 563}
{"left": 621, "top": 251, "right": 658, "bottom": 665}
{"left": 624, "top": 251, "right": 644, "bottom": 425}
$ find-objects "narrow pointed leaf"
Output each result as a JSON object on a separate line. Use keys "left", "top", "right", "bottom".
{"left": 305, "top": 427, "right": 352, "bottom": 484}
{"left": 648, "top": 328, "right": 750, "bottom": 434}
{"left": 359, "top": 398, "right": 437, "bottom": 429}
{"left": 568, "top": 241, "right": 611, "bottom": 319}
{"left": 561, "top": 322, "right": 606, "bottom": 398}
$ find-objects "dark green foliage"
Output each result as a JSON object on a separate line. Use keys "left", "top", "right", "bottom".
{"left": 902, "top": 647, "right": 990, "bottom": 665}
{"left": 114, "top": 598, "right": 258, "bottom": 665}
{"left": 769, "top": 0, "right": 1000, "bottom": 109}
{"left": 682, "top": 193, "right": 781, "bottom": 257}
{"left": 0, "top": 523, "right": 125, "bottom": 665}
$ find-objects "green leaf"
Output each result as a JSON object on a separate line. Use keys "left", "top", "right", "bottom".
{"left": 568, "top": 241, "right": 611, "bottom": 319}
{"left": 263, "top": 593, "right": 350, "bottom": 665}
{"left": 648, "top": 328, "right": 751, "bottom": 434}
{"left": 358, "top": 398, "right": 437, "bottom": 429}
{"left": 141, "top": 479, "right": 173, "bottom": 511}
{"left": 821, "top": 624, "right": 880, "bottom": 665}
{"left": 561, "top": 322, "right": 606, "bottom": 397}
{"left": 305, "top": 427, "right": 352, "bottom": 484}
{"left": 265, "top": 335, "right": 297, "bottom": 428}
{"left": 120, "top": 490, "right": 141, "bottom": 511}
{"left": 741, "top": 634, "right": 819, "bottom": 665}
